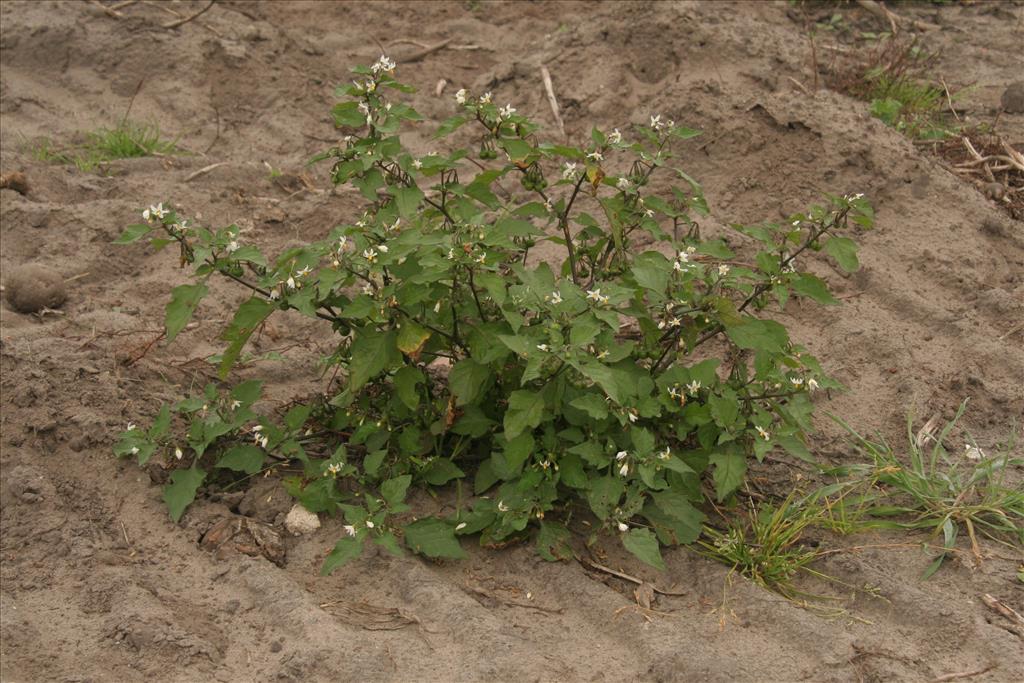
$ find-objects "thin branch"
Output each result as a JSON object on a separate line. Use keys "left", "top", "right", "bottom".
{"left": 162, "top": 0, "right": 215, "bottom": 29}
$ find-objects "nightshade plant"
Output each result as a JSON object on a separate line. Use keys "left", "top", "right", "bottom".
{"left": 114, "top": 56, "right": 872, "bottom": 572}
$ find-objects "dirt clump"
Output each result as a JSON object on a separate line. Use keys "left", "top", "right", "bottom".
{"left": 3, "top": 263, "right": 67, "bottom": 313}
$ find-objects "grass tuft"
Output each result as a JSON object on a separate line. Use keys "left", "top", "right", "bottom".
{"left": 32, "top": 121, "right": 179, "bottom": 172}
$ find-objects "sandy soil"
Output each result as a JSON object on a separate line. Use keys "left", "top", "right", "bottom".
{"left": 1, "top": 1, "right": 1023, "bottom": 681}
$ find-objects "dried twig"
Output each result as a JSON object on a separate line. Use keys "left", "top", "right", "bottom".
{"left": 185, "top": 162, "right": 228, "bottom": 182}
{"left": 400, "top": 38, "right": 452, "bottom": 64}
{"left": 162, "top": 0, "right": 215, "bottom": 29}
{"left": 540, "top": 65, "right": 566, "bottom": 139}
{"left": 929, "top": 665, "right": 995, "bottom": 683}
{"left": 939, "top": 76, "right": 962, "bottom": 122}
{"left": 435, "top": 78, "right": 447, "bottom": 97}
{"left": 981, "top": 593, "right": 1024, "bottom": 639}
{"left": 576, "top": 555, "right": 686, "bottom": 596}
{"left": 88, "top": 0, "right": 124, "bottom": 18}
{"left": 856, "top": 0, "right": 901, "bottom": 35}
{"left": 962, "top": 136, "right": 996, "bottom": 183}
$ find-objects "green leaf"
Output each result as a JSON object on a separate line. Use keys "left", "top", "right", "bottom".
{"left": 708, "top": 452, "right": 746, "bottom": 501}
{"left": 435, "top": 114, "right": 467, "bottom": 138}
{"left": 348, "top": 328, "right": 400, "bottom": 391}
{"left": 163, "top": 467, "right": 206, "bottom": 522}
{"left": 391, "top": 185, "right": 425, "bottom": 219}
{"left": 824, "top": 236, "right": 859, "bottom": 272}
{"left": 449, "top": 359, "right": 493, "bottom": 406}
{"left": 420, "top": 459, "right": 465, "bottom": 486}
{"left": 231, "top": 380, "right": 263, "bottom": 406}
{"left": 452, "top": 406, "right": 496, "bottom": 438}
{"left": 363, "top": 449, "right": 386, "bottom": 477}
{"left": 622, "top": 528, "right": 666, "bottom": 570}
{"left": 724, "top": 317, "right": 789, "bottom": 353}
{"left": 651, "top": 490, "right": 703, "bottom": 544}
{"left": 393, "top": 366, "right": 423, "bottom": 410}
{"left": 569, "top": 393, "right": 609, "bottom": 420}
{"left": 403, "top": 518, "right": 467, "bottom": 559}
{"left": 503, "top": 390, "right": 545, "bottom": 439}
{"left": 587, "top": 476, "right": 623, "bottom": 520}
{"left": 381, "top": 474, "right": 412, "bottom": 507}
{"left": 500, "top": 138, "right": 534, "bottom": 163}
{"left": 216, "top": 445, "right": 265, "bottom": 474}
{"left": 776, "top": 434, "right": 815, "bottom": 464}
{"left": 631, "top": 251, "right": 671, "bottom": 293}
{"left": 115, "top": 223, "right": 152, "bottom": 244}
{"left": 536, "top": 521, "right": 573, "bottom": 561}
{"left": 396, "top": 320, "right": 431, "bottom": 361}
{"left": 149, "top": 404, "right": 171, "bottom": 440}
{"left": 791, "top": 274, "right": 839, "bottom": 305}
{"left": 321, "top": 536, "right": 364, "bottom": 575}
{"left": 165, "top": 283, "right": 208, "bottom": 343}
{"left": 332, "top": 101, "right": 367, "bottom": 127}
{"left": 219, "top": 297, "right": 275, "bottom": 379}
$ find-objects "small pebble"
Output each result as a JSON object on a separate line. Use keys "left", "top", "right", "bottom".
{"left": 284, "top": 503, "right": 320, "bottom": 535}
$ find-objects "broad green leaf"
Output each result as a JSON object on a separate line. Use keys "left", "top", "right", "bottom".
{"left": 777, "top": 434, "right": 815, "bottom": 463}
{"left": 381, "top": 474, "right": 412, "bottom": 507}
{"left": 631, "top": 251, "right": 671, "bottom": 293}
{"left": 332, "top": 101, "right": 367, "bottom": 127}
{"left": 622, "top": 528, "right": 666, "bottom": 570}
{"left": 219, "top": 297, "right": 275, "bottom": 379}
{"left": 449, "top": 359, "right": 493, "bottom": 406}
{"left": 452, "top": 406, "right": 496, "bottom": 438}
{"left": 396, "top": 320, "right": 431, "bottom": 361}
{"left": 149, "top": 404, "right": 171, "bottom": 439}
{"left": 420, "top": 459, "right": 465, "bottom": 485}
{"left": 536, "top": 521, "right": 573, "bottom": 561}
{"left": 374, "top": 532, "right": 405, "bottom": 558}
{"left": 651, "top": 490, "right": 703, "bottom": 544}
{"left": 115, "top": 223, "right": 152, "bottom": 244}
{"left": 708, "top": 452, "right": 746, "bottom": 501}
{"left": 587, "top": 476, "right": 623, "bottom": 520}
{"left": 231, "top": 380, "right": 263, "bottom": 406}
{"left": 569, "top": 393, "right": 609, "bottom": 420}
{"left": 165, "top": 283, "right": 208, "bottom": 343}
{"left": 503, "top": 390, "right": 545, "bottom": 439}
{"left": 393, "top": 366, "right": 423, "bottom": 410}
{"left": 321, "top": 536, "right": 364, "bottom": 575}
{"left": 724, "top": 318, "right": 789, "bottom": 353}
{"left": 403, "top": 518, "right": 467, "bottom": 559}
{"left": 163, "top": 467, "right": 206, "bottom": 522}
{"left": 791, "top": 274, "right": 839, "bottom": 305}
{"left": 216, "top": 445, "right": 265, "bottom": 474}
{"left": 435, "top": 114, "right": 467, "bottom": 138}
{"left": 500, "top": 138, "right": 534, "bottom": 162}
{"left": 391, "top": 185, "right": 424, "bottom": 219}
{"left": 348, "top": 328, "right": 400, "bottom": 391}
{"left": 824, "top": 236, "right": 859, "bottom": 272}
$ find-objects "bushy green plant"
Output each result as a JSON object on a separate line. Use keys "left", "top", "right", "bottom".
{"left": 114, "top": 56, "right": 871, "bottom": 572}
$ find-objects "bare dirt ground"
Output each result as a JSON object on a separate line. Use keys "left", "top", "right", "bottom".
{"left": 2, "top": 1, "right": 1023, "bottom": 681}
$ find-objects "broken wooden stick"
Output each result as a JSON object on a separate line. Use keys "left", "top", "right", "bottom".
{"left": 540, "top": 65, "right": 566, "bottom": 139}
{"left": 401, "top": 38, "right": 452, "bottom": 64}
{"left": 163, "top": 0, "right": 215, "bottom": 29}
{"left": 185, "top": 161, "right": 228, "bottom": 182}
{"left": 981, "top": 593, "right": 1024, "bottom": 639}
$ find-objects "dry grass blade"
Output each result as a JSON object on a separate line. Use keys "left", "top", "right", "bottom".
{"left": 540, "top": 65, "right": 566, "bottom": 139}
{"left": 318, "top": 600, "right": 421, "bottom": 631}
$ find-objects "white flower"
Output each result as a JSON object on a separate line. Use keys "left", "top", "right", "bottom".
{"left": 964, "top": 444, "right": 985, "bottom": 461}
{"left": 455, "top": 89, "right": 467, "bottom": 105}
{"left": 363, "top": 248, "right": 378, "bottom": 263}
{"left": 658, "top": 447, "right": 671, "bottom": 460}
{"left": 643, "top": 208, "right": 654, "bottom": 218}
{"left": 357, "top": 101, "right": 370, "bottom": 115}
{"left": 475, "top": 252, "right": 486, "bottom": 264}
{"left": 790, "top": 377, "right": 804, "bottom": 387}
{"left": 562, "top": 162, "right": 578, "bottom": 180}
{"left": 668, "top": 386, "right": 681, "bottom": 399}
{"left": 126, "top": 422, "right": 137, "bottom": 431}
{"left": 718, "top": 264, "right": 730, "bottom": 277}
{"left": 479, "top": 91, "right": 492, "bottom": 104}
{"left": 433, "top": 300, "right": 442, "bottom": 313}
{"left": 586, "top": 289, "right": 609, "bottom": 305}
{"left": 608, "top": 128, "right": 622, "bottom": 144}
{"left": 286, "top": 276, "right": 297, "bottom": 290}
{"left": 174, "top": 447, "right": 183, "bottom": 460}
{"left": 129, "top": 446, "right": 139, "bottom": 455}
{"left": 618, "top": 462, "right": 630, "bottom": 477}
{"left": 297, "top": 266, "right": 312, "bottom": 277}
{"left": 343, "top": 525, "right": 357, "bottom": 537}
{"left": 595, "top": 349, "right": 608, "bottom": 360}
{"left": 497, "top": 500, "right": 509, "bottom": 512}
{"left": 446, "top": 248, "right": 455, "bottom": 260}
{"left": 627, "top": 410, "right": 639, "bottom": 423}
{"left": 536, "top": 344, "right": 550, "bottom": 352}
{"left": 686, "top": 380, "right": 701, "bottom": 395}
{"left": 807, "top": 378, "right": 820, "bottom": 392}
{"left": 616, "top": 450, "right": 629, "bottom": 461}
{"left": 230, "top": 400, "right": 242, "bottom": 410}
{"left": 269, "top": 289, "right": 280, "bottom": 300}
{"left": 365, "top": 520, "right": 374, "bottom": 529}
{"left": 755, "top": 425, "right": 770, "bottom": 441}
{"left": 377, "top": 244, "right": 389, "bottom": 253}
{"left": 455, "top": 522, "right": 467, "bottom": 531}
{"left": 587, "top": 151, "right": 603, "bottom": 162}
{"left": 412, "top": 159, "right": 423, "bottom": 169}
{"left": 371, "top": 55, "right": 396, "bottom": 74}
{"left": 152, "top": 203, "right": 168, "bottom": 219}
{"left": 548, "top": 291, "right": 563, "bottom": 304}
{"left": 499, "top": 104, "right": 516, "bottom": 119}
{"left": 617, "top": 522, "right": 629, "bottom": 532}
{"left": 650, "top": 114, "right": 662, "bottom": 129}
{"left": 259, "top": 435, "right": 269, "bottom": 449}
{"left": 226, "top": 240, "right": 239, "bottom": 254}
{"left": 544, "top": 200, "right": 554, "bottom": 213}
{"left": 616, "top": 177, "right": 631, "bottom": 191}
